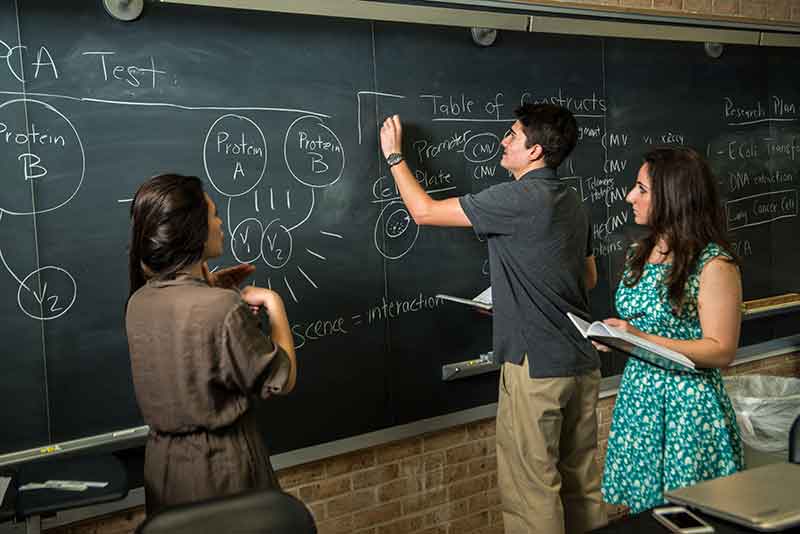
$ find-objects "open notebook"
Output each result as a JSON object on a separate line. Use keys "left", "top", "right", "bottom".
{"left": 567, "top": 312, "right": 696, "bottom": 372}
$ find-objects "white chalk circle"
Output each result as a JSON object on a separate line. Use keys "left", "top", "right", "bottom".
{"left": 17, "top": 266, "right": 77, "bottom": 321}
{"left": 385, "top": 209, "right": 411, "bottom": 238}
{"left": 261, "top": 219, "right": 293, "bottom": 269}
{"left": 284, "top": 116, "right": 345, "bottom": 188}
{"left": 0, "top": 98, "right": 85, "bottom": 216}
{"left": 463, "top": 132, "right": 501, "bottom": 163}
{"left": 374, "top": 201, "right": 419, "bottom": 260}
{"left": 203, "top": 114, "right": 267, "bottom": 197}
{"left": 230, "top": 217, "right": 265, "bottom": 264}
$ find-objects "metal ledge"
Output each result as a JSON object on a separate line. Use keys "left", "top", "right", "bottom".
{"left": 368, "top": 0, "right": 800, "bottom": 34}
{"left": 158, "top": 0, "right": 529, "bottom": 30}
{"left": 158, "top": 0, "right": 800, "bottom": 46}
{"left": 744, "top": 303, "right": 800, "bottom": 321}
{"left": 0, "top": 427, "right": 148, "bottom": 468}
{"left": 760, "top": 32, "right": 800, "bottom": 46}
{"left": 530, "top": 14, "right": 760, "bottom": 44}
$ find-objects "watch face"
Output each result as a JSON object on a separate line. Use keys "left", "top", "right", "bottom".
{"left": 387, "top": 153, "right": 403, "bottom": 166}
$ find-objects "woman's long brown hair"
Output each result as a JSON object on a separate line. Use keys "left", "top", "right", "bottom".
{"left": 127, "top": 174, "right": 209, "bottom": 307}
{"left": 623, "top": 146, "right": 739, "bottom": 313}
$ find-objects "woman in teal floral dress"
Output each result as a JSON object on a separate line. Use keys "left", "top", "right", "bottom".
{"left": 601, "top": 147, "right": 743, "bottom": 513}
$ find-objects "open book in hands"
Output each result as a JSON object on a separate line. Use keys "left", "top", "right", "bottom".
{"left": 436, "top": 287, "right": 492, "bottom": 311}
{"left": 567, "top": 312, "right": 697, "bottom": 372}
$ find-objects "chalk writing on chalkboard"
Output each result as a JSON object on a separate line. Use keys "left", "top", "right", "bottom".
{"left": 0, "top": 98, "right": 84, "bottom": 321}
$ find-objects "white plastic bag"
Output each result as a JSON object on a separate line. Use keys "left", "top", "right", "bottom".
{"left": 724, "top": 375, "right": 800, "bottom": 454}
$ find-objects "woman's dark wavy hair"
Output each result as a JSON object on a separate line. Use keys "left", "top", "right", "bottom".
{"left": 127, "top": 174, "right": 208, "bottom": 305}
{"left": 623, "top": 146, "right": 739, "bottom": 313}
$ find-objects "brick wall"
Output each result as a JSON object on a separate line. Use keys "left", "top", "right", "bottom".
{"left": 44, "top": 351, "right": 799, "bottom": 534}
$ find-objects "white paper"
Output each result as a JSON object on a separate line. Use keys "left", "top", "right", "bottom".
{"left": 0, "top": 476, "right": 10, "bottom": 504}
{"left": 472, "top": 286, "right": 492, "bottom": 306}
{"left": 19, "top": 479, "right": 107, "bottom": 492}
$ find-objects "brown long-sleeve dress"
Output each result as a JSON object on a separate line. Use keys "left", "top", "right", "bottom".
{"left": 125, "top": 274, "right": 290, "bottom": 515}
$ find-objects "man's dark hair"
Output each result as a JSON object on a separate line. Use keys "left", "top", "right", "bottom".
{"left": 513, "top": 103, "right": 578, "bottom": 169}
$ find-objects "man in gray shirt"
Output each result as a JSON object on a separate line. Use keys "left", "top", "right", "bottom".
{"left": 380, "top": 103, "right": 606, "bottom": 534}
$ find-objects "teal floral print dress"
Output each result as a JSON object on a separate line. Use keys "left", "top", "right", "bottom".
{"left": 601, "top": 243, "right": 743, "bottom": 513}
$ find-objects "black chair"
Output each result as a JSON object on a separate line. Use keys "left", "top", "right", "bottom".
{"left": 790, "top": 413, "right": 800, "bottom": 464}
{"left": 135, "top": 489, "right": 317, "bottom": 534}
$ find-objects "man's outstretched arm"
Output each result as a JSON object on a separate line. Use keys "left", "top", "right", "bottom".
{"left": 381, "top": 115, "right": 471, "bottom": 228}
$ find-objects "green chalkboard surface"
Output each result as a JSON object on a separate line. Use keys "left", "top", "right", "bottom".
{"left": 0, "top": 0, "right": 797, "bottom": 457}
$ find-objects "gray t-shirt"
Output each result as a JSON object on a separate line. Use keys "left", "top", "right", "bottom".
{"left": 459, "top": 167, "right": 599, "bottom": 378}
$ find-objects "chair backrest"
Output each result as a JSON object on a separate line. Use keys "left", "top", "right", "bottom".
{"left": 791, "top": 413, "right": 800, "bottom": 464}
{"left": 135, "top": 489, "right": 316, "bottom": 534}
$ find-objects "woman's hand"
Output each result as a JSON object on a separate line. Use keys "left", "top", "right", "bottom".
{"left": 380, "top": 115, "right": 403, "bottom": 159}
{"left": 240, "top": 286, "right": 284, "bottom": 316}
{"left": 603, "top": 317, "right": 644, "bottom": 337}
{"left": 592, "top": 340, "right": 611, "bottom": 353}
{"left": 241, "top": 285, "right": 296, "bottom": 392}
{"left": 592, "top": 317, "right": 645, "bottom": 352}
{"left": 204, "top": 262, "right": 255, "bottom": 289}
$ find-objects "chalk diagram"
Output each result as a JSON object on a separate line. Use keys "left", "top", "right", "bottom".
{"left": 372, "top": 129, "right": 504, "bottom": 260}
{"left": 0, "top": 98, "right": 83, "bottom": 320}
{"left": 204, "top": 113, "right": 346, "bottom": 302}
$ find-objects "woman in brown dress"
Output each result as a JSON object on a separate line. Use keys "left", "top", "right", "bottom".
{"left": 125, "top": 174, "right": 296, "bottom": 515}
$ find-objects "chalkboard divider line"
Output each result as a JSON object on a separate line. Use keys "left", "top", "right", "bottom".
{"left": 306, "top": 249, "right": 326, "bottom": 261}
{"left": 431, "top": 118, "right": 516, "bottom": 122}
{"left": 11, "top": 0, "right": 54, "bottom": 445}
{"left": 81, "top": 98, "right": 331, "bottom": 117}
{"left": 356, "top": 91, "right": 406, "bottom": 145}
{"left": 0, "top": 90, "right": 330, "bottom": 117}
{"left": 727, "top": 118, "right": 797, "bottom": 126}
{"left": 729, "top": 213, "right": 797, "bottom": 231}
{"left": 371, "top": 186, "right": 457, "bottom": 204}
{"left": 431, "top": 115, "right": 605, "bottom": 122}
{"left": 728, "top": 188, "right": 798, "bottom": 202}
{"left": 297, "top": 266, "right": 318, "bottom": 289}
{"left": 0, "top": 212, "right": 31, "bottom": 292}
{"left": 287, "top": 189, "right": 315, "bottom": 232}
{"left": 283, "top": 276, "right": 297, "bottom": 303}
{"left": 0, "top": 90, "right": 82, "bottom": 102}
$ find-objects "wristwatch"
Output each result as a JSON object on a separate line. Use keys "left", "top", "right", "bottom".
{"left": 386, "top": 152, "right": 404, "bottom": 167}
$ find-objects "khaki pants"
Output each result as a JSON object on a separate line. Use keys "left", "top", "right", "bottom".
{"left": 496, "top": 357, "right": 607, "bottom": 534}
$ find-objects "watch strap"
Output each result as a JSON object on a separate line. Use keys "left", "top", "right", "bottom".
{"left": 386, "top": 153, "right": 404, "bottom": 167}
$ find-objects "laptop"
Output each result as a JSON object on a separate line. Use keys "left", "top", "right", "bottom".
{"left": 665, "top": 462, "right": 800, "bottom": 532}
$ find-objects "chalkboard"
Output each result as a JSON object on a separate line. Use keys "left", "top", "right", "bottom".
{"left": 0, "top": 0, "right": 798, "bottom": 457}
